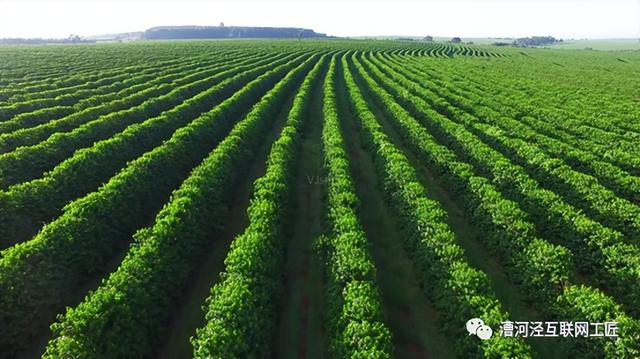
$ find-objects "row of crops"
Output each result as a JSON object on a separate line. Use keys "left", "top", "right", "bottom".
{"left": 0, "top": 40, "right": 638, "bottom": 358}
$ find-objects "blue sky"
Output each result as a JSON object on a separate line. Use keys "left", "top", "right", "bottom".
{"left": 0, "top": 0, "right": 638, "bottom": 39}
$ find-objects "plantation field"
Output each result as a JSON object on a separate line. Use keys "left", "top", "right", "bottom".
{"left": 0, "top": 40, "right": 639, "bottom": 358}
{"left": 544, "top": 39, "right": 640, "bottom": 51}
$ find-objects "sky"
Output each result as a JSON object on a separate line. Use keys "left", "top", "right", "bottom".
{"left": 0, "top": 0, "right": 638, "bottom": 39}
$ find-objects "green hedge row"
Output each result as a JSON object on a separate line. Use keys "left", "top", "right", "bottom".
{"left": 321, "top": 54, "right": 394, "bottom": 358}
{"left": 0, "top": 53, "right": 215, "bottom": 121}
{"left": 555, "top": 285, "right": 640, "bottom": 358}
{"left": 380, "top": 53, "right": 640, "bottom": 206}
{"left": 43, "top": 54, "right": 319, "bottom": 359}
{"left": 3, "top": 52, "right": 186, "bottom": 96}
{"left": 344, "top": 54, "right": 532, "bottom": 358}
{"left": 0, "top": 51, "right": 278, "bottom": 185}
{"left": 0, "top": 52, "right": 286, "bottom": 249}
{"left": 378, "top": 54, "right": 640, "bottom": 239}
{"left": 358, "top": 53, "right": 640, "bottom": 357}
{"left": 0, "top": 50, "right": 242, "bottom": 137}
{"left": 0, "top": 53, "right": 309, "bottom": 355}
{"left": 6, "top": 50, "right": 226, "bottom": 103}
{"left": 364, "top": 53, "right": 640, "bottom": 318}
{"left": 397, "top": 54, "right": 640, "bottom": 176}
{"left": 357, "top": 53, "right": 573, "bottom": 307}
{"left": 191, "top": 54, "right": 325, "bottom": 359}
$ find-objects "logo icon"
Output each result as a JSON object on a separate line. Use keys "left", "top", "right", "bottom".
{"left": 466, "top": 318, "right": 493, "bottom": 340}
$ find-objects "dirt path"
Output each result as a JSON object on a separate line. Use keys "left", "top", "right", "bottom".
{"left": 272, "top": 69, "right": 328, "bottom": 359}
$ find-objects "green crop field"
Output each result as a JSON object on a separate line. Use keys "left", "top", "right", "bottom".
{"left": 0, "top": 39, "right": 639, "bottom": 358}
{"left": 544, "top": 39, "right": 640, "bottom": 51}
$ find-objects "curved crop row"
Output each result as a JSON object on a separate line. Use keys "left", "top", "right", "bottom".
{"left": 469, "top": 122, "right": 640, "bottom": 238}
{"left": 191, "top": 55, "right": 326, "bottom": 359}
{"left": 0, "top": 51, "right": 259, "bottom": 154}
{"left": 352, "top": 53, "right": 640, "bottom": 357}
{"left": 355, "top": 52, "right": 573, "bottom": 309}
{"left": 343, "top": 54, "right": 532, "bottom": 358}
{"left": 401, "top": 55, "right": 640, "bottom": 174}
{"left": 0, "top": 52, "right": 286, "bottom": 188}
{"left": 380, "top": 53, "right": 640, "bottom": 206}
{"left": 363, "top": 52, "right": 640, "bottom": 317}
{"left": 0, "top": 53, "right": 310, "bottom": 354}
{"left": 1, "top": 61, "right": 168, "bottom": 110}
{"left": 453, "top": 58, "right": 640, "bottom": 150}
{"left": 0, "top": 52, "right": 292, "bottom": 249}
{"left": 388, "top": 54, "right": 640, "bottom": 204}
{"left": 320, "top": 54, "right": 394, "bottom": 358}
{"left": 0, "top": 50, "right": 196, "bottom": 105}
{"left": 0, "top": 50, "right": 180, "bottom": 91}
{"left": 0, "top": 50, "right": 248, "bottom": 135}
{"left": 0, "top": 51, "right": 171, "bottom": 90}
{"left": 5, "top": 51, "right": 234, "bottom": 103}
{"left": 43, "top": 54, "right": 319, "bottom": 359}
{"left": 374, "top": 54, "right": 640, "bottom": 239}
{"left": 0, "top": 68, "right": 166, "bottom": 122}
{"left": 555, "top": 286, "right": 640, "bottom": 358}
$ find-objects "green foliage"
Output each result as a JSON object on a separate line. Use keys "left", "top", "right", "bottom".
{"left": 359, "top": 51, "right": 640, "bottom": 319}
{"left": 321, "top": 55, "right": 394, "bottom": 358}
{"left": 44, "top": 54, "right": 319, "bottom": 359}
{"left": 555, "top": 286, "right": 640, "bottom": 358}
{"left": 0, "top": 51, "right": 284, "bottom": 187}
{"left": 0, "top": 52, "right": 293, "bottom": 249}
{"left": 191, "top": 55, "right": 325, "bottom": 358}
{"left": 343, "top": 53, "right": 532, "bottom": 358}
{"left": 0, "top": 51, "right": 250, "bottom": 151}
{"left": 0, "top": 40, "right": 639, "bottom": 358}
{"left": 0, "top": 53, "right": 310, "bottom": 354}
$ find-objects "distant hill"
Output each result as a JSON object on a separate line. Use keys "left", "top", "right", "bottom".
{"left": 143, "top": 25, "right": 327, "bottom": 40}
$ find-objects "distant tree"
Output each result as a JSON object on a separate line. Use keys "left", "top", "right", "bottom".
{"left": 514, "top": 36, "right": 557, "bottom": 47}
{"left": 451, "top": 37, "right": 462, "bottom": 43}
{"left": 423, "top": 35, "right": 434, "bottom": 42}
{"left": 67, "top": 34, "right": 81, "bottom": 43}
{"left": 219, "top": 22, "right": 224, "bottom": 27}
